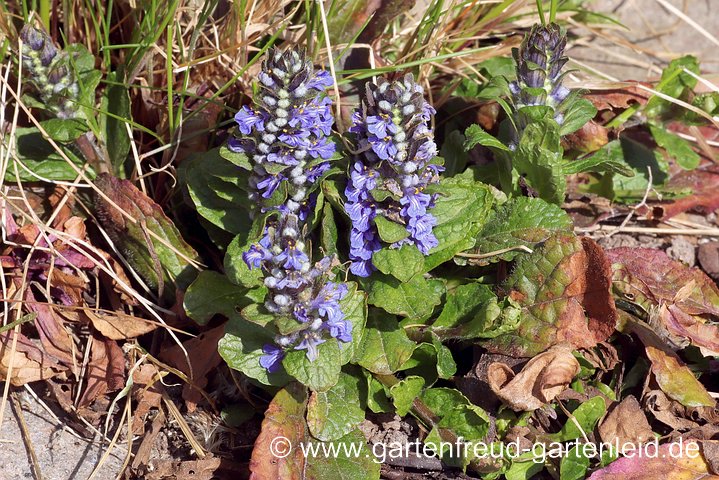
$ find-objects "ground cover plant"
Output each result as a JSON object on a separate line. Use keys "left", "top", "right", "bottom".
{"left": 1, "top": 0, "right": 719, "bottom": 478}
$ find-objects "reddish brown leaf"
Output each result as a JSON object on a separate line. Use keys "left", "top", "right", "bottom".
{"left": 485, "top": 234, "right": 618, "bottom": 356}
{"left": 607, "top": 248, "right": 719, "bottom": 354}
{"left": 585, "top": 84, "right": 652, "bottom": 111}
{"left": 644, "top": 167, "right": 719, "bottom": 220}
{"left": 78, "top": 335, "right": 126, "bottom": 407}
{"left": 160, "top": 325, "right": 224, "bottom": 412}
{"left": 588, "top": 441, "right": 719, "bottom": 480}
{"left": 250, "top": 383, "right": 308, "bottom": 480}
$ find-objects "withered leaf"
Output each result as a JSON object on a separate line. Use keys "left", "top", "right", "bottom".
{"left": 598, "top": 396, "right": 654, "bottom": 447}
{"left": 84, "top": 309, "right": 157, "bottom": 340}
{"left": 484, "top": 234, "right": 617, "bottom": 356}
{"left": 94, "top": 173, "right": 200, "bottom": 302}
{"left": 487, "top": 344, "right": 580, "bottom": 411}
{"left": 645, "top": 346, "right": 715, "bottom": 408}
{"left": 250, "top": 382, "right": 308, "bottom": 480}
{"left": 0, "top": 331, "right": 61, "bottom": 386}
{"left": 607, "top": 248, "right": 719, "bottom": 355}
{"left": 588, "top": 441, "right": 719, "bottom": 480}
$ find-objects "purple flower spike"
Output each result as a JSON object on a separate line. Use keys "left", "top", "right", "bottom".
{"left": 344, "top": 74, "right": 442, "bottom": 276}
{"left": 231, "top": 48, "right": 352, "bottom": 373}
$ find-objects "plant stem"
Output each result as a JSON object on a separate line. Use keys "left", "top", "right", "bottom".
{"left": 549, "top": 0, "right": 558, "bottom": 23}
{"left": 536, "top": 0, "right": 546, "bottom": 25}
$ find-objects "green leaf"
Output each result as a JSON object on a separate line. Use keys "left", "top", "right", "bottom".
{"left": 283, "top": 340, "right": 342, "bottom": 392}
{"left": 434, "top": 283, "right": 496, "bottom": 328}
{"left": 337, "top": 283, "right": 368, "bottom": 366}
{"left": 366, "top": 274, "right": 444, "bottom": 321}
{"left": 7, "top": 127, "right": 90, "bottom": 182}
{"left": 307, "top": 372, "right": 365, "bottom": 441}
{"left": 372, "top": 244, "right": 425, "bottom": 282}
{"left": 431, "top": 334, "right": 457, "bottom": 379}
{"left": 184, "top": 271, "right": 253, "bottom": 325}
{"left": 320, "top": 202, "right": 339, "bottom": 257}
{"left": 594, "top": 136, "right": 669, "bottom": 201}
{"left": 304, "top": 429, "right": 381, "bottom": 480}
{"left": 646, "top": 55, "right": 700, "bottom": 119}
{"left": 505, "top": 453, "right": 545, "bottom": 480}
{"left": 513, "top": 121, "right": 566, "bottom": 205}
{"left": 551, "top": 396, "right": 606, "bottom": 442}
{"left": 420, "top": 387, "right": 490, "bottom": 468}
{"left": 390, "top": 375, "right": 425, "bottom": 416}
{"left": 440, "top": 129, "right": 469, "bottom": 177}
{"left": 100, "top": 70, "right": 132, "bottom": 171}
{"left": 559, "top": 98, "right": 597, "bottom": 136}
{"left": 40, "top": 118, "right": 87, "bottom": 142}
{"left": 374, "top": 216, "right": 409, "bottom": 244}
{"left": 562, "top": 140, "right": 636, "bottom": 176}
{"left": 224, "top": 216, "right": 268, "bottom": 288}
{"left": 240, "top": 303, "right": 276, "bottom": 327}
{"left": 219, "top": 145, "right": 252, "bottom": 170}
{"left": 649, "top": 124, "right": 701, "bottom": 170}
{"left": 219, "top": 318, "right": 291, "bottom": 387}
{"left": 181, "top": 148, "right": 253, "bottom": 234}
{"left": 355, "top": 310, "right": 416, "bottom": 374}
{"left": 220, "top": 403, "right": 255, "bottom": 427}
{"left": 425, "top": 175, "right": 494, "bottom": 269}
{"left": 560, "top": 444, "right": 591, "bottom": 480}
{"left": 464, "top": 124, "right": 510, "bottom": 152}
{"left": 472, "top": 196, "right": 573, "bottom": 263}
{"left": 365, "top": 372, "right": 392, "bottom": 413}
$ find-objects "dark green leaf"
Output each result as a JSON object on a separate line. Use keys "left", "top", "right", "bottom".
{"left": 472, "top": 196, "right": 573, "bottom": 263}
{"left": 374, "top": 216, "right": 409, "bottom": 244}
{"left": 559, "top": 98, "right": 597, "bottom": 136}
{"left": 100, "top": 70, "right": 132, "bottom": 170}
{"left": 464, "top": 124, "right": 510, "bottom": 152}
{"left": 649, "top": 124, "right": 701, "bottom": 170}
{"left": 355, "top": 310, "right": 416, "bottom": 374}
{"left": 40, "top": 118, "right": 87, "bottom": 142}
{"left": 307, "top": 372, "right": 365, "bottom": 441}
{"left": 366, "top": 274, "right": 444, "bottom": 321}
{"left": 372, "top": 244, "right": 424, "bottom": 282}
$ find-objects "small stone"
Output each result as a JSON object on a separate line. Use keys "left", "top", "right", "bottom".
{"left": 698, "top": 241, "right": 719, "bottom": 281}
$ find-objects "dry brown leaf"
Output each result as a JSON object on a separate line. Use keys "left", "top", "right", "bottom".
{"left": 159, "top": 325, "right": 224, "bottom": 412}
{"left": 598, "top": 396, "right": 655, "bottom": 447}
{"left": 78, "top": 335, "right": 126, "bottom": 407}
{"left": 487, "top": 344, "right": 580, "bottom": 411}
{"left": 0, "top": 331, "right": 59, "bottom": 386}
{"left": 644, "top": 390, "right": 699, "bottom": 431}
{"left": 84, "top": 309, "right": 157, "bottom": 340}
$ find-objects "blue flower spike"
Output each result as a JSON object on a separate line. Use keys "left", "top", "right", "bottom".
{"left": 345, "top": 74, "right": 442, "bottom": 276}
{"left": 231, "top": 47, "right": 351, "bottom": 373}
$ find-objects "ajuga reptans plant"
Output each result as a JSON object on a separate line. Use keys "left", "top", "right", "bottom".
{"left": 345, "top": 74, "right": 442, "bottom": 277}
{"left": 20, "top": 24, "right": 81, "bottom": 120}
{"left": 228, "top": 48, "right": 350, "bottom": 372}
